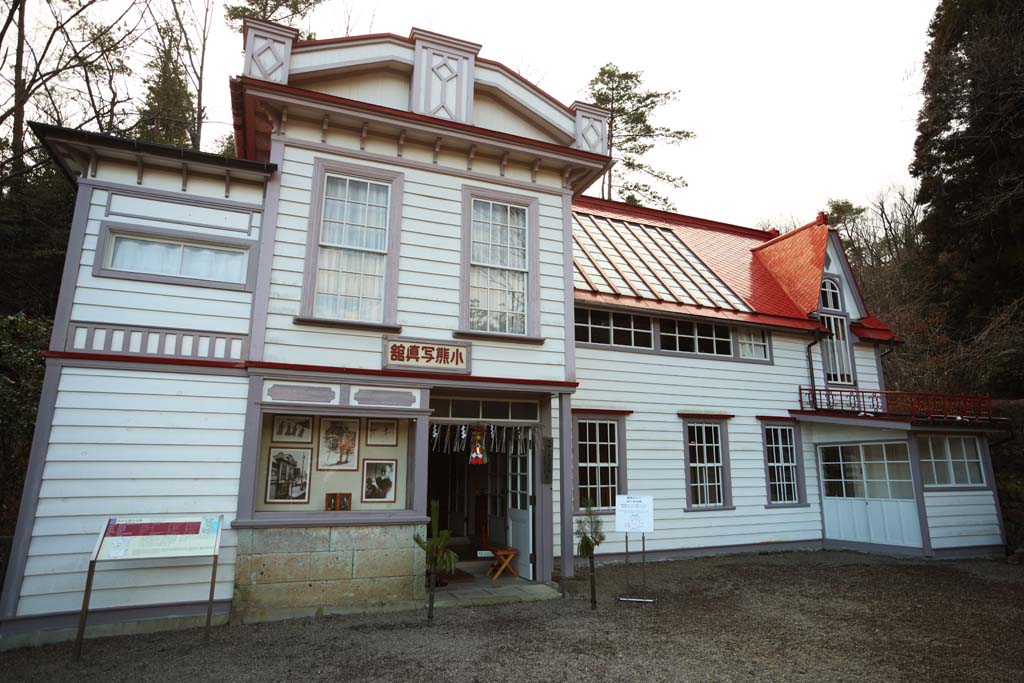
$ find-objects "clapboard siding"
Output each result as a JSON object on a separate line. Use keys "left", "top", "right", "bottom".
{"left": 924, "top": 490, "right": 1003, "bottom": 548}
{"left": 560, "top": 332, "right": 827, "bottom": 556}
{"left": 16, "top": 367, "right": 247, "bottom": 617}
{"left": 67, "top": 186, "right": 256, "bottom": 336}
{"left": 261, "top": 137, "right": 568, "bottom": 381}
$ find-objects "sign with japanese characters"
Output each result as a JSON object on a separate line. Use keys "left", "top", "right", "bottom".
{"left": 95, "top": 516, "right": 222, "bottom": 561}
{"left": 382, "top": 337, "right": 470, "bottom": 373}
{"left": 615, "top": 495, "right": 654, "bottom": 534}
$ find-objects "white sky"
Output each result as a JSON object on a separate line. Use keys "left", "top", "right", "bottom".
{"left": 199, "top": 0, "right": 937, "bottom": 227}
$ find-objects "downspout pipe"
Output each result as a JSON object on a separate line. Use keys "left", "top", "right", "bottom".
{"left": 805, "top": 329, "right": 824, "bottom": 410}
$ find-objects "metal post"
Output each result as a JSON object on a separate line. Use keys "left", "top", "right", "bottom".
{"left": 641, "top": 533, "right": 647, "bottom": 590}
{"left": 205, "top": 555, "right": 219, "bottom": 639}
{"left": 73, "top": 560, "right": 96, "bottom": 660}
{"left": 624, "top": 532, "right": 629, "bottom": 592}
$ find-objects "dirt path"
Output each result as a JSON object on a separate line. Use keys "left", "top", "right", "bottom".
{"left": 3, "top": 550, "right": 1023, "bottom": 682}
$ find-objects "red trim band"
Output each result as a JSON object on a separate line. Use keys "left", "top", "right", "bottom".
{"left": 571, "top": 408, "right": 634, "bottom": 415}
{"left": 756, "top": 415, "right": 798, "bottom": 423}
{"left": 41, "top": 351, "right": 246, "bottom": 369}
{"left": 677, "top": 412, "right": 734, "bottom": 420}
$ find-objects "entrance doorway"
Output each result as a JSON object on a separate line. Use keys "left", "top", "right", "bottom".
{"left": 426, "top": 398, "right": 539, "bottom": 582}
{"left": 819, "top": 441, "right": 922, "bottom": 548}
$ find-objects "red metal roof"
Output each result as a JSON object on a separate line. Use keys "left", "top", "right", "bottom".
{"left": 571, "top": 197, "right": 895, "bottom": 339}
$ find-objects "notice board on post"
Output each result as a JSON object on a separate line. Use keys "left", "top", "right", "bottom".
{"left": 614, "top": 495, "right": 654, "bottom": 534}
{"left": 96, "top": 517, "right": 222, "bottom": 561}
{"left": 75, "top": 515, "right": 223, "bottom": 659}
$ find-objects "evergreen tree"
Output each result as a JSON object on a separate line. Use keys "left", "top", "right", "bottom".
{"left": 587, "top": 64, "right": 694, "bottom": 211}
{"left": 910, "top": 0, "right": 1024, "bottom": 335}
{"left": 224, "top": 0, "right": 326, "bottom": 29}
{"left": 134, "top": 25, "right": 196, "bottom": 148}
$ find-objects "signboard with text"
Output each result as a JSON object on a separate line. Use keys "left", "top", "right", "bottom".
{"left": 615, "top": 495, "right": 654, "bottom": 534}
{"left": 383, "top": 336, "right": 470, "bottom": 373}
{"left": 96, "top": 516, "right": 221, "bottom": 561}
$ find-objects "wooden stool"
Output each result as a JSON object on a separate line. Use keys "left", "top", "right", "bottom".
{"left": 485, "top": 546, "right": 519, "bottom": 581}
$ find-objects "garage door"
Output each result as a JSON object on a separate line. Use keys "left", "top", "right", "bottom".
{"left": 819, "top": 442, "right": 922, "bottom": 548}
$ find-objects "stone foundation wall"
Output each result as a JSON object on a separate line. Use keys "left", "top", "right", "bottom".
{"left": 232, "top": 524, "right": 426, "bottom": 623}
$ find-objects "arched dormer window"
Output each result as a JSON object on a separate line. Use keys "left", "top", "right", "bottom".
{"left": 819, "top": 278, "right": 854, "bottom": 385}
{"left": 820, "top": 279, "right": 842, "bottom": 311}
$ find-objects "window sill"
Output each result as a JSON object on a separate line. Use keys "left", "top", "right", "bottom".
{"left": 683, "top": 505, "right": 736, "bottom": 513}
{"left": 573, "top": 507, "right": 617, "bottom": 516}
{"left": 764, "top": 503, "right": 812, "bottom": 509}
{"left": 453, "top": 330, "right": 545, "bottom": 345}
{"left": 923, "top": 485, "right": 990, "bottom": 493}
{"left": 232, "top": 512, "right": 429, "bottom": 528}
{"left": 293, "top": 317, "right": 402, "bottom": 333}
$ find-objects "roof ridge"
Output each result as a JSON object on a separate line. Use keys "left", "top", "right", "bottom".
{"left": 751, "top": 218, "right": 824, "bottom": 251}
{"left": 572, "top": 196, "right": 775, "bottom": 240}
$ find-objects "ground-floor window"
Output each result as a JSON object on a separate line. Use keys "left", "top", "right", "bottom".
{"left": 821, "top": 442, "right": 913, "bottom": 500}
{"left": 683, "top": 421, "right": 731, "bottom": 509}
{"left": 256, "top": 413, "right": 414, "bottom": 512}
{"left": 574, "top": 415, "right": 626, "bottom": 509}
{"left": 917, "top": 435, "right": 984, "bottom": 487}
{"left": 763, "top": 424, "right": 803, "bottom": 505}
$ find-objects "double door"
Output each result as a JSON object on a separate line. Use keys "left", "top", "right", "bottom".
{"left": 819, "top": 442, "right": 922, "bottom": 548}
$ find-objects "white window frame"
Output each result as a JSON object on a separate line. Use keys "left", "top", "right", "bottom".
{"left": 820, "top": 441, "right": 914, "bottom": 500}
{"left": 819, "top": 277, "right": 856, "bottom": 386}
{"left": 681, "top": 418, "right": 733, "bottom": 510}
{"left": 762, "top": 423, "right": 807, "bottom": 507}
{"left": 93, "top": 221, "right": 256, "bottom": 292}
{"left": 299, "top": 159, "right": 404, "bottom": 329}
{"left": 573, "top": 413, "right": 628, "bottom": 512}
{"left": 661, "top": 319, "right": 732, "bottom": 357}
{"left": 917, "top": 435, "right": 986, "bottom": 488}
{"left": 458, "top": 186, "right": 541, "bottom": 341}
{"left": 574, "top": 307, "right": 653, "bottom": 348}
{"left": 738, "top": 328, "right": 770, "bottom": 360}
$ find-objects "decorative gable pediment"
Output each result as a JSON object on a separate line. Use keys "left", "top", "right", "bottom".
{"left": 409, "top": 29, "right": 480, "bottom": 124}
{"left": 243, "top": 19, "right": 299, "bottom": 84}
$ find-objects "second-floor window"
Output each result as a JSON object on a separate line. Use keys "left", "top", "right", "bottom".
{"left": 469, "top": 198, "right": 528, "bottom": 335}
{"left": 313, "top": 174, "right": 391, "bottom": 322}
{"left": 820, "top": 279, "right": 854, "bottom": 384}
{"left": 109, "top": 233, "right": 247, "bottom": 284}
{"left": 575, "top": 308, "right": 653, "bottom": 348}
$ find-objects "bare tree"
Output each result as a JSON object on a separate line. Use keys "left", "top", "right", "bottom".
{"left": 167, "top": 0, "right": 214, "bottom": 150}
{"left": 0, "top": 0, "right": 151, "bottom": 187}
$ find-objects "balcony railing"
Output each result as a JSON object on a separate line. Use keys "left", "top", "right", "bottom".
{"left": 798, "top": 387, "right": 995, "bottom": 422}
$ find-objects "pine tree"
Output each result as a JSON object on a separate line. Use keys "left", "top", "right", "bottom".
{"left": 587, "top": 64, "right": 694, "bottom": 211}
{"left": 134, "top": 25, "right": 196, "bottom": 148}
{"left": 910, "top": 0, "right": 1024, "bottom": 335}
{"left": 223, "top": 0, "right": 326, "bottom": 29}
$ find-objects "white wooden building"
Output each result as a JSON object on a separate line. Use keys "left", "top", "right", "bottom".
{"left": 0, "top": 21, "right": 1008, "bottom": 647}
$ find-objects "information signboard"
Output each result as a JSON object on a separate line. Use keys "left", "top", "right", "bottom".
{"left": 96, "top": 516, "right": 221, "bottom": 561}
{"left": 75, "top": 515, "right": 223, "bottom": 659}
{"left": 615, "top": 495, "right": 654, "bottom": 534}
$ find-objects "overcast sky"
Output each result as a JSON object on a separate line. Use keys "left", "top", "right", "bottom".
{"left": 201, "top": 0, "right": 938, "bottom": 227}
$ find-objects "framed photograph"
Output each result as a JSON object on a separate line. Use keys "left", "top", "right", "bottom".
{"left": 325, "top": 492, "right": 352, "bottom": 512}
{"left": 272, "top": 415, "right": 313, "bottom": 444}
{"left": 366, "top": 419, "right": 399, "bottom": 447}
{"left": 361, "top": 459, "right": 398, "bottom": 504}
{"left": 265, "top": 448, "right": 311, "bottom": 504}
{"left": 318, "top": 418, "right": 359, "bottom": 471}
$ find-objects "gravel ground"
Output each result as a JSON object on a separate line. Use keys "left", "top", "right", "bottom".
{"left": 3, "top": 550, "right": 1023, "bottom": 682}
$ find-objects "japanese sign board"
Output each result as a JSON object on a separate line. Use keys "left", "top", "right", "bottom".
{"left": 95, "top": 516, "right": 222, "bottom": 561}
{"left": 383, "top": 336, "right": 470, "bottom": 373}
{"left": 615, "top": 495, "right": 654, "bottom": 534}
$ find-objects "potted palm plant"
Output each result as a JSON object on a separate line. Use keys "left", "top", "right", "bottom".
{"left": 575, "top": 499, "right": 606, "bottom": 610}
{"left": 413, "top": 499, "right": 458, "bottom": 622}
